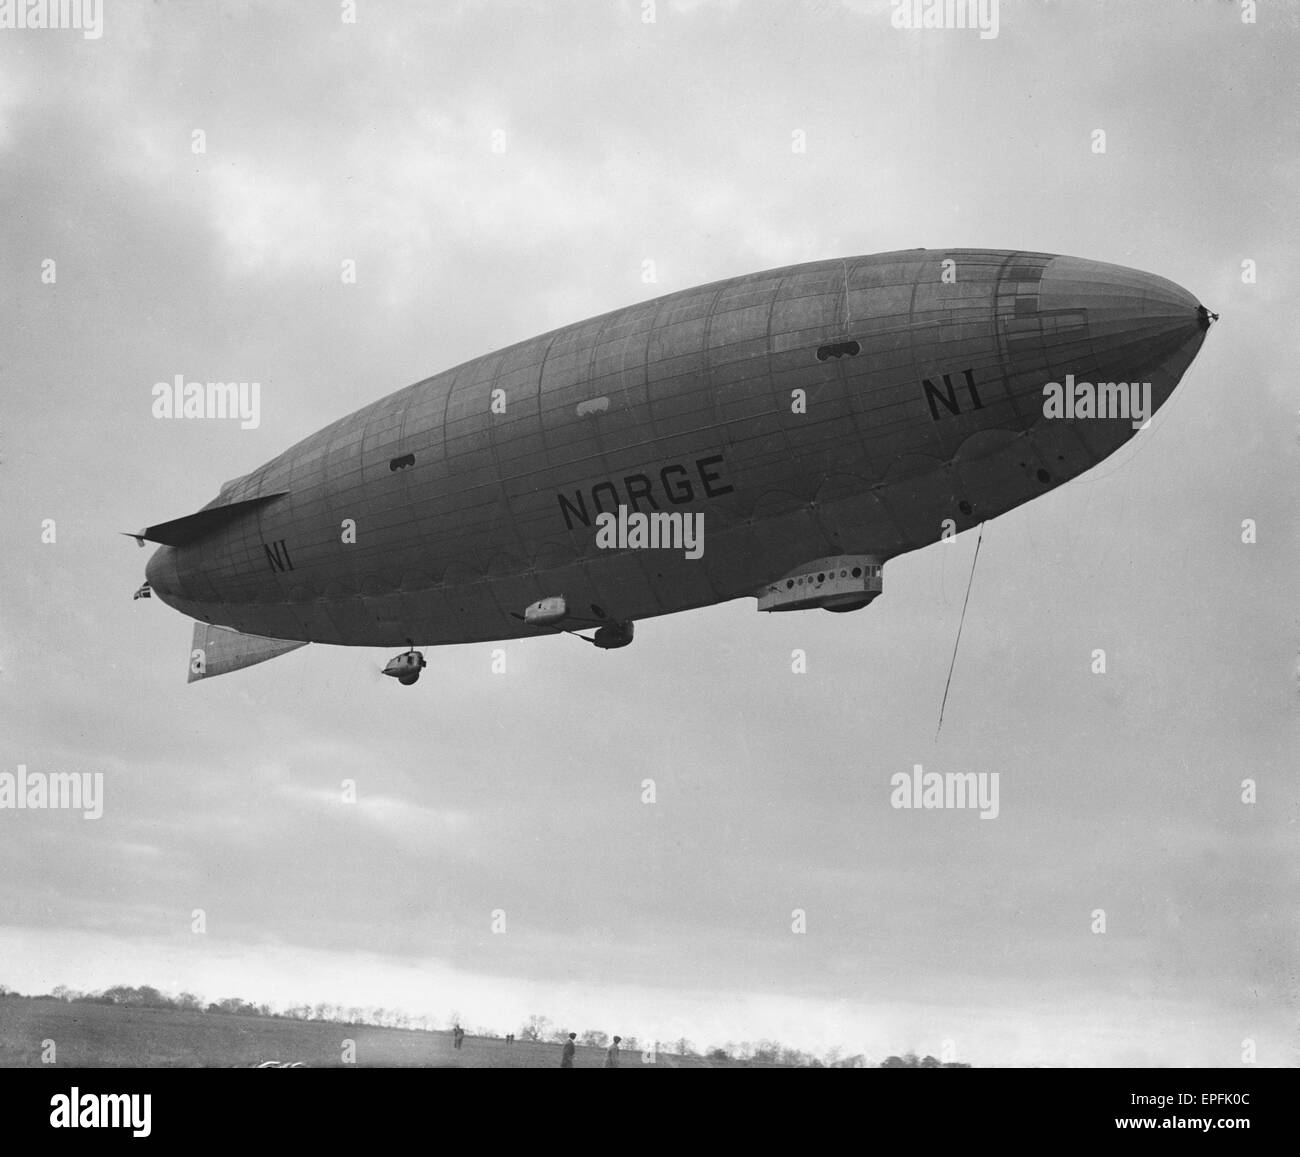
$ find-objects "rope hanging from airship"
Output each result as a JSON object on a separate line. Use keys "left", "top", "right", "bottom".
{"left": 936, "top": 522, "right": 984, "bottom": 742}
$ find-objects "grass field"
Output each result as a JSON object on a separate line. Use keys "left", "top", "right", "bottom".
{"left": 0, "top": 998, "right": 751, "bottom": 1068}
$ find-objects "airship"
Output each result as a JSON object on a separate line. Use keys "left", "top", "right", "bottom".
{"left": 132, "top": 248, "right": 1214, "bottom": 684}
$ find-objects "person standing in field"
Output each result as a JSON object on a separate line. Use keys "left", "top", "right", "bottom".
{"left": 605, "top": 1036, "right": 621, "bottom": 1068}
{"left": 561, "top": 1032, "right": 576, "bottom": 1068}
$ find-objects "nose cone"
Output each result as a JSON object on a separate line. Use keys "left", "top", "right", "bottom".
{"left": 1038, "top": 255, "right": 1210, "bottom": 397}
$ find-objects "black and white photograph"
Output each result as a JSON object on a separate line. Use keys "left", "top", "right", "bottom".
{"left": 1, "top": 0, "right": 1294, "bottom": 1139}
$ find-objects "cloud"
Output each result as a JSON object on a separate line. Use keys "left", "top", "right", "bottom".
{"left": 280, "top": 784, "right": 474, "bottom": 851}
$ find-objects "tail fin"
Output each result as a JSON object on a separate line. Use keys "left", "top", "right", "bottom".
{"left": 188, "top": 622, "right": 307, "bottom": 683}
{"left": 126, "top": 492, "right": 287, "bottom": 548}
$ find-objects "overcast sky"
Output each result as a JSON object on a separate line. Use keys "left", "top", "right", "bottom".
{"left": 1, "top": 0, "right": 1297, "bottom": 1066}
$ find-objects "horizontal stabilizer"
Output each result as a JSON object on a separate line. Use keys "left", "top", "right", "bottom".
{"left": 189, "top": 622, "right": 307, "bottom": 683}
{"left": 128, "top": 492, "right": 287, "bottom": 547}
